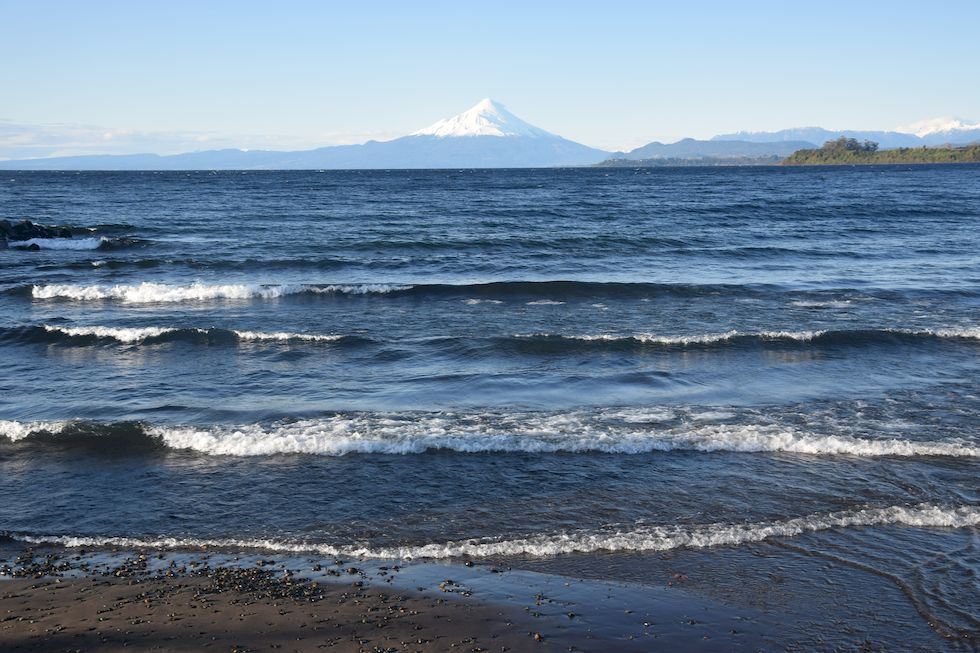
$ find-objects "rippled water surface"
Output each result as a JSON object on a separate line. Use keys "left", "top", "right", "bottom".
{"left": 1, "top": 167, "right": 978, "bottom": 646}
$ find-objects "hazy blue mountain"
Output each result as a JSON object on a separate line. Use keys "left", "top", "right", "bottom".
{"left": 5, "top": 104, "right": 978, "bottom": 170}
{"left": 712, "top": 128, "right": 919, "bottom": 148}
{"left": 612, "top": 138, "right": 815, "bottom": 160}
{"left": 0, "top": 100, "right": 609, "bottom": 170}
{"left": 713, "top": 118, "right": 980, "bottom": 149}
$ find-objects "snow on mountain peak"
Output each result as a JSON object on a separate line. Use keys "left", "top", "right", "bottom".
{"left": 894, "top": 117, "right": 980, "bottom": 138}
{"left": 411, "top": 98, "right": 555, "bottom": 138}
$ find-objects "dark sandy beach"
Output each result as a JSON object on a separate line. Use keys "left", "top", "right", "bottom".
{"left": 3, "top": 528, "right": 978, "bottom": 651}
{"left": 1, "top": 571, "right": 560, "bottom": 653}
{"left": 0, "top": 545, "right": 776, "bottom": 652}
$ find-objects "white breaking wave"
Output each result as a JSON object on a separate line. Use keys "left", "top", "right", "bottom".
{"left": 8, "top": 237, "right": 106, "bottom": 251}
{"left": 39, "top": 324, "right": 346, "bottom": 344}
{"left": 641, "top": 330, "right": 825, "bottom": 343}
{"left": 30, "top": 282, "right": 410, "bottom": 303}
{"left": 927, "top": 327, "right": 980, "bottom": 340}
{"left": 316, "top": 284, "right": 411, "bottom": 296}
{"left": 462, "top": 298, "right": 503, "bottom": 305}
{"left": 516, "top": 330, "right": 823, "bottom": 345}
{"left": 525, "top": 300, "right": 566, "bottom": 306}
{"left": 516, "top": 328, "right": 980, "bottom": 345}
{"left": 9, "top": 504, "right": 978, "bottom": 560}
{"left": 144, "top": 420, "right": 980, "bottom": 457}
{"left": 33, "top": 282, "right": 308, "bottom": 303}
{"left": 0, "top": 420, "right": 70, "bottom": 441}
{"left": 231, "top": 330, "right": 345, "bottom": 343}
{"left": 44, "top": 325, "right": 178, "bottom": 343}
{"left": 2, "top": 414, "right": 973, "bottom": 458}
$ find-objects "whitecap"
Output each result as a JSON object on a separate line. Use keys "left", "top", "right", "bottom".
{"left": 231, "top": 330, "right": 346, "bottom": 343}
{"left": 8, "top": 237, "right": 106, "bottom": 251}
{"left": 919, "top": 327, "right": 980, "bottom": 340}
{"left": 141, "top": 419, "right": 979, "bottom": 458}
{"left": 30, "top": 282, "right": 410, "bottom": 303}
{"left": 44, "top": 325, "right": 178, "bottom": 343}
{"left": 38, "top": 324, "right": 346, "bottom": 344}
{"left": 4, "top": 412, "right": 976, "bottom": 459}
{"left": 9, "top": 503, "right": 978, "bottom": 560}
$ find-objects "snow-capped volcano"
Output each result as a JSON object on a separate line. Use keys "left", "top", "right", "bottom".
{"left": 1, "top": 99, "right": 610, "bottom": 169}
{"left": 412, "top": 98, "right": 555, "bottom": 138}
{"left": 894, "top": 117, "right": 980, "bottom": 138}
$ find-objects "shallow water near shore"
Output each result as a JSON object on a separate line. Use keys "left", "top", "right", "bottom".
{"left": 1, "top": 166, "right": 978, "bottom": 649}
{"left": 0, "top": 538, "right": 973, "bottom": 650}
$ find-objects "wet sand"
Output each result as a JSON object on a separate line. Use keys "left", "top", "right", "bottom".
{"left": 4, "top": 541, "right": 965, "bottom": 651}
{"left": 0, "top": 544, "right": 775, "bottom": 652}
{"left": 1, "top": 575, "right": 561, "bottom": 653}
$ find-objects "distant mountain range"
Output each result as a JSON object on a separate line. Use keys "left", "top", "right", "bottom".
{"left": 610, "top": 138, "right": 814, "bottom": 161}
{"left": 712, "top": 118, "right": 980, "bottom": 149}
{"left": 0, "top": 100, "right": 607, "bottom": 170}
{"left": 1, "top": 102, "right": 978, "bottom": 170}
{"left": 614, "top": 117, "right": 980, "bottom": 162}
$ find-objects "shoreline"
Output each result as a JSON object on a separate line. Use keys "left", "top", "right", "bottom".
{"left": 0, "top": 546, "right": 571, "bottom": 653}
{"left": 2, "top": 576, "right": 559, "bottom": 653}
{"left": 5, "top": 537, "right": 972, "bottom": 651}
{"left": 0, "top": 544, "right": 783, "bottom": 652}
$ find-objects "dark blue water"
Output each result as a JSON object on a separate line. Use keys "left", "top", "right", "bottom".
{"left": 1, "top": 167, "right": 978, "bottom": 645}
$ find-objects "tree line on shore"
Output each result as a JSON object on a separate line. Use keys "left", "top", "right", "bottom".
{"left": 783, "top": 138, "right": 980, "bottom": 165}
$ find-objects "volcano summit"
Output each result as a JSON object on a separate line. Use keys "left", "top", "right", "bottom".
{"left": 0, "top": 99, "right": 609, "bottom": 170}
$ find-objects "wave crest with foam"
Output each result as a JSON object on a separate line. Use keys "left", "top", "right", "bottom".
{"left": 145, "top": 420, "right": 980, "bottom": 458}
{"left": 514, "top": 328, "right": 979, "bottom": 346}
{"left": 2, "top": 413, "right": 975, "bottom": 458}
{"left": 6, "top": 504, "right": 977, "bottom": 559}
{"left": 44, "top": 325, "right": 178, "bottom": 343}
{"left": 516, "top": 330, "right": 824, "bottom": 345}
{"left": 8, "top": 237, "right": 106, "bottom": 251}
{"left": 30, "top": 282, "right": 410, "bottom": 303}
{"left": 35, "top": 325, "right": 347, "bottom": 345}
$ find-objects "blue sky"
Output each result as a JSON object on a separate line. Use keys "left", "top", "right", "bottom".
{"left": 1, "top": 0, "right": 978, "bottom": 157}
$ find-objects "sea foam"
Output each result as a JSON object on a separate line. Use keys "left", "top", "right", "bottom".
{"left": 231, "top": 330, "right": 346, "bottom": 343}
{"left": 515, "top": 330, "right": 824, "bottom": 345}
{"left": 2, "top": 414, "right": 975, "bottom": 458}
{"left": 514, "top": 327, "right": 980, "bottom": 345}
{"left": 30, "top": 282, "right": 410, "bottom": 303}
{"left": 928, "top": 327, "right": 980, "bottom": 340}
{"left": 8, "top": 237, "right": 106, "bottom": 251}
{"left": 144, "top": 420, "right": 980, "bottom": 458}
{"left": 44, "top": 325, "right": 179, "bottom": 343}
{"left": 39, "top": 324, "right": 345, "bottom": 344}
{"left": 7, "top": 503, "right": 977, "bottom": 560}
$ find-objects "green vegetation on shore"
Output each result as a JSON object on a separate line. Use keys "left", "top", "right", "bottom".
{"left": 783, "top": 137, "right": 980, "bottom": 165}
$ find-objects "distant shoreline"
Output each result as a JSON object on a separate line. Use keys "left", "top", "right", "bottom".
{"left": 783, "top": 142, "right": 980, "bottom": 166}
{"left": 595, "top": 155, "right": 783, "bottom": 168}
{"left": 7, "top": 158, "right": 979, "bottom": 171}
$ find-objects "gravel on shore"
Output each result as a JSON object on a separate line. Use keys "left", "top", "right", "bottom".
{"left": 1, "top": 571, "right": 561, "bottom": 653}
